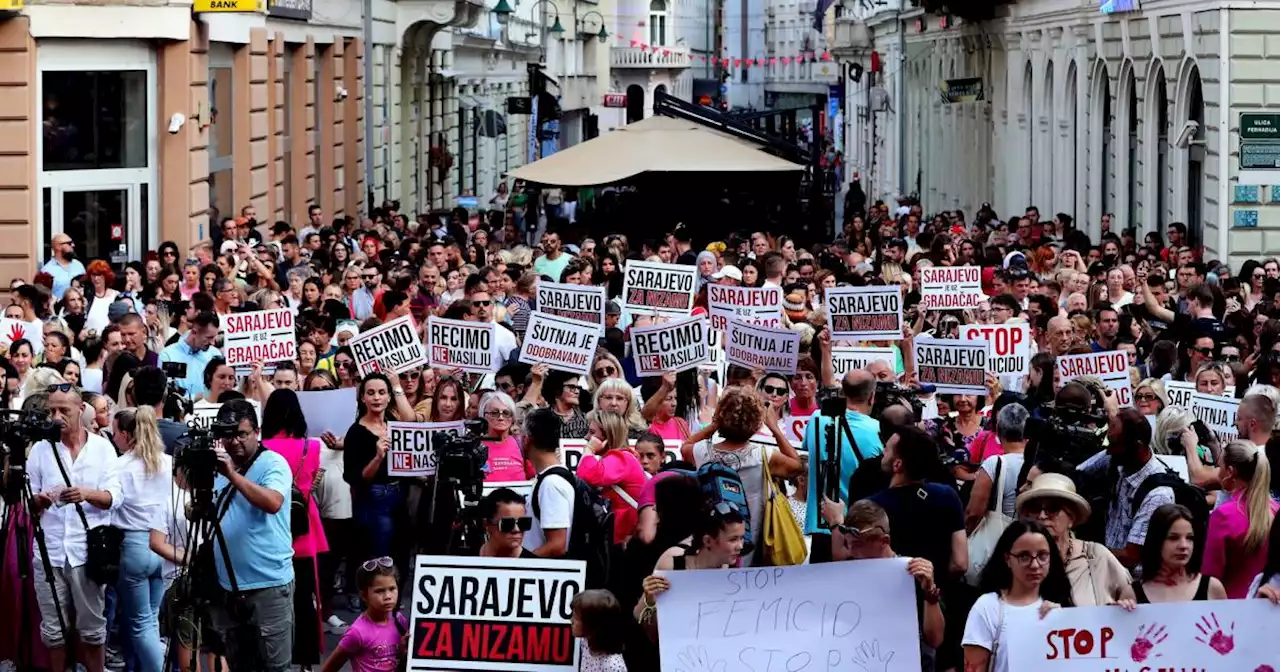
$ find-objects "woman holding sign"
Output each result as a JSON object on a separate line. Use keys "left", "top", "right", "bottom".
{"left": 342, "top": 373, "right": 400, "bottom": 563}
{"left": 1131, "top": 504, "right": 1227, "bottom": 603}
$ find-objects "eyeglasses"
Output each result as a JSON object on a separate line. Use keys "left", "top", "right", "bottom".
{"left": 48, "top": 382, "right": 77, "bottom": 394}
{"left": 494, "top": 516, "right": 532, "bottom": 533}
{"left": 360, "top": 556, "right": 394, "bottom": 572}
{"left": 1009, "top": 551, "right": 1052, "bottom": 567}
{"left": 1022, "top": 500, "right": 1064, "bottom": 517}
{"left": 593, "top": 365, "right": 617, "bottom": 378}
{"left": 762, "top": 385, "right": 789, "bottom": 396}
{"left": 485, "top": 409, "right": 514, "bottom": 419}
{"left": 1134, "top": 393, "right": 1159, "bottom": 403}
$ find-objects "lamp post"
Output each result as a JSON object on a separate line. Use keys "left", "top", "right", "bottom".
{"left": 577, "top": 10, "right": 610, "bottom": 43}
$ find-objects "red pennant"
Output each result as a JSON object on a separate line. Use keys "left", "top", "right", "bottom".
{"left": 781, "top": 56, "right": 790, "bottom": 64}
{"left": 688, "top": 53, "right": 694, "bottom": 59}
{"left": 662, "top": 49, "right": 670, "bottom": 56}
{"left": 769, "top": 57, "right": 777, "bottom": 65}
{"left": 798, "top": 55, "right": 807, "bottom": 63}
{"left": 640, "top": 44, "right": 648, "bottom": 51}
{"left": 821, "top": 51, "right": 831, "bottom": 61}
{"left": 700, "top": 55, "right": 707, "bottom": 61}
{"left": 733, "top": 58, "right": 741, "bottom": 67}
{"left": 631, "top": 39, "right": 639, "bottom": 47}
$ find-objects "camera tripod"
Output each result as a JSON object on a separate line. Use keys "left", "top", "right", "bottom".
{"left": 0, "top": 464, "right": 71, "bottom": 672}
{"left": 424, "top": 472, "right": 486, "bottom": 557}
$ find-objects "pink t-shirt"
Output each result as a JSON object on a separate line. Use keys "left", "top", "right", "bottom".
{"left": 576, "top": 448, "right": 647, "bottom": 544}
{"left": 647, "top": 416, "right": 688, "bottom": 441}
{"left": 1203, "top": 497, "right": 1280, "bottom": 598}
{"left": 483, "top": 435, "right": 532, "bottom": 482}
{"left": 263, "top": 436, "right": 328, "bottom": 558}
{"left": 338, "top": 612, "right": 407, "bottom": 672}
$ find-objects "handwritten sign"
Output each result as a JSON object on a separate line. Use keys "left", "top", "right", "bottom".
{"left": 707, "top": 285, "right": 783, "bottom": 331}
{"left": 622, "top": 260, "right": 698, "bottom": 317}
{"left": 409, "top": 554, "right": 585, "bottom": 671}
{"left": 519, "top": 313, "right": 600, "bottom": 377}
{"left": 1057, "top": 351, "right": 1133, "bottom": 407}
{"left": 831, "top": 346, "right": 897, "bottom": 379}
{"left": 1006, "top": 598, "right": 1278, "bottom": 670}
{"left": 631, "top": 316, "right": 709, "bottom": 376}
{"left": 387, "top": 421, "right": 465, "bottom": 477}
{"left": 725, "top": 319, "right": 801, "bottom": 375}
{"left": 656, "top": 559, "right": 922, "bottom": 672}
{"left": 826, "top": 286, "right": 903, "bottom": 340}
{"left": 223, "top": 308, "right": 295, "bottom": 370}
{"left": 1191, "top": 392, "right": 1240, "bottom": 444}
{"left": 535, "top": 281, "right": 606, "bottom": 334}
{"left": 427, "top": 316, "right": 497, "bottom": 374}
{"left": 960, "top": 323, "right": 1030, "bottom": 377}
{"left": 919, "top": 266, "right": 985, "bottom": 310}
{"left": 349, "top": 314, "right": 428, "bottom": 375}
{"left": 915, "top": 337, "right": 987, "bottom": 395}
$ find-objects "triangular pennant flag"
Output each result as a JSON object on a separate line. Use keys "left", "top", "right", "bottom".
{"left": 640, "top": 44, "right": 648, "bottom": 51}
{"left": 781, "top": 56, "right": 790, "bottom": 64}
{"left": 821, "top": 51, "right": 831, "bottom": 61}
{"left": 631, "top": 39, "right": 639, "bottom": 47}
{"left": 769, "top": 57, "right": 777, "bottom": 65}
{"left": 733, "top": 58, "right": 741, "bottom": 67}
{"left": 662, "top": 49, "right": 670, "bottom": 56}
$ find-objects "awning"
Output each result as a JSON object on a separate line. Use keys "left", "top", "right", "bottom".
{"left": 510, "top": 115, "right": 805, "bottom": 186}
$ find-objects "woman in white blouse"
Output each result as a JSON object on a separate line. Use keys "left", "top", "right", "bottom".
{"left": 107, "top": 406, "right": 173, "bottom": 672}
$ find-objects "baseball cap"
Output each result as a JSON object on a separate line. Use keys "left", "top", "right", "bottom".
{"left": 711, "top": 266, "right": 743, "bottom": 281}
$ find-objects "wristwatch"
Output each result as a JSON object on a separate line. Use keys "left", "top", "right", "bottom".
{"left": 393, "top": 387, "right": 405, "bottom": 396}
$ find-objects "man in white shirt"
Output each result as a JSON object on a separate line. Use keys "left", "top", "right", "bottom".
{"left": 469, "top": 289, "right": 518, "bottom": 367}
{"left": 523, "top": 408, "right": 573, "bottom": 558}
{"left": 28, "top": 383, "right": 119, "bottom": 672}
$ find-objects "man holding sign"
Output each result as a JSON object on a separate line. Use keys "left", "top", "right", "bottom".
{"left": 519, "top": 313, "right": 601, "bottom": 377}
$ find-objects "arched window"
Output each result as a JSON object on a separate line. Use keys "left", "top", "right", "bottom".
{"left": 649, "top": 0, "right": 668, "bottom": 46}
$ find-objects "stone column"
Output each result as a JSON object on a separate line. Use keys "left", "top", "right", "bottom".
{"left": 332, "top": 39, "right": 347, "bottom": 217}
{"left": 343, "top": 37, "right": 363, "bottom": 219}
{"left": 317, "top": 42, "right": 336, "bottom": 216}
{"left": 267, "top": 31, "right": 284, "bottom": 220}
{"left": 158, "top": 19, "right": 206, "bottom": 251}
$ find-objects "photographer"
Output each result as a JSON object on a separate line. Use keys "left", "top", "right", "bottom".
{"left": 209, "top": 399, "right": 295, "bottom": 672}
{"left": 130, "top": 365, "right": 188, "bottom": 453}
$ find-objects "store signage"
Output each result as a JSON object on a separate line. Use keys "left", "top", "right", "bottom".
{"left": 267, "top": 0, "right": 311, "bottom": 20}
{"left": 0, "top": 0, "right": 23, "bottom": 11}
{"left": 193, "top": 0, "right": 263, "bottom": 12}
{"left": 1239, "top": 112, "right": 1280, "bottom": 185}
{"left": 940, "top": 77, "right": 984, "bottom": 103}
{"left": 507, "top": 96, "right": 533, "bottom": 114}
{"left": 602, "top": 93, "right": 627, "bottom": 108}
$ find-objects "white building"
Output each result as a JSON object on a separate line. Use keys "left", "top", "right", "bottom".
{"left": 611, "top": 0, "right": 697, "bottom": 122}
{"left": 831, "top": 0, "right": 1280, "bottom": 266}
{"left": 763, "top": 0, "right": 838, "bottom": 111}
{"left": 724, "top": 0, "right": 767, "bottom": 108}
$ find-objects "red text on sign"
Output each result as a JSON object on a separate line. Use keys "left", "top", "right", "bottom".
{"left": 1045, "top": 627, "right": 1114, "bottom": 660}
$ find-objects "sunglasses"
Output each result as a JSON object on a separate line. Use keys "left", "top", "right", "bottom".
{"left": 1191, "top": 346, "right": 1215, "bottom": 356}
{"left": 485, "top": 409, "right": 514, "bottom": 419}
{"left": 711, "top": 501, "right": 742, "bottom": 518}
{"left": 594, "top": 365, "right": 617, "bottom": 378}
{"left": 473, "top": 300, "right": 493, "bottom": 307}
{"left": 494, "top": 516, "right": 532, "bottom": 533}
{"left": 762, "top": 385, "right": 789, "bottom": 396}
{"left": 1023, "top": 500, "right": 1064, "bottom": 517}
{"left": 360, "top": 556, "right": 394, "bottom": 572}
{"left": 835, "top": 523, "right": 886, "bottom": 539}
{"left": 1134, "top": 393, "right": 1159, "bottom": 403}
{"left": 363, "top": 274, "right": 378, "bottom": 280}
{"left": 1221, "top": 354, "right": 1241, "bottom": 363}
{"left": 48, "top": 382, "right": 77, "bottom": 394}
{"left": 399, "top": 370, "right": 421, "bottom": 379}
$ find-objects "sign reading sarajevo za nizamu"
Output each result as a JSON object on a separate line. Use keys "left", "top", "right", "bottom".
{"left": 622, "top": 260, "right": 698, "bottom": 317}
{"left": 349, "top": 314, "right": 428, "bottom": 375}
{"left": 409, "top": 554, "right": 586, "bottom": 672}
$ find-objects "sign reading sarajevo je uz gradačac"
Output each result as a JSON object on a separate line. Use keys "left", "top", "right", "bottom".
{"left": 222, "top": 308, "right": 296, "bottom": 372}
{"left": 535, "top": 282, "right": 607, "bottom": 335}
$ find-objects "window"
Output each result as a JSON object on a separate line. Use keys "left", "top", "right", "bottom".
{"left": 42, "top": 70, "right": 148, "bottom": 171}
{"left": 649, "top": 0, "right": 668, "bottom": 46}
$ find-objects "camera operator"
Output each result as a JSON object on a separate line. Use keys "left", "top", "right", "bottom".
{"left": 158, "top": 310, "right": 222, "bottom": 399}
{"left": 28, "top": 382, "right": 119, "bottom": 672}
{"left": 131, "top": 365, "right": 188, "bottom": 453}
{"left": 209, "top": 399, "right": 295, "bottom": 672}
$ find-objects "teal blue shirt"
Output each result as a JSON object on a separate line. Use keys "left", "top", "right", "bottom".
{"left": 212, "top": 449, "right": 294, "bottom": 591}
{"left": 802, "top": 409, "right": 884, "bottom": 535}
{"left": 159, "top": 339, "right": 223, "bottom": 399}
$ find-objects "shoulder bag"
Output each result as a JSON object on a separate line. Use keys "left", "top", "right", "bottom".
{"left": 51, "top": 442, "right": 122, "bottom": 585}
{"left": 964, "top": 455, "right": 1013, "bottom": 586}
{"left": 987, "top": 594, "right": 1006, "bottom": 672}
{"left": 757, "top": 444, "right": 807, "bottom": 566}
{"left": 289, "top": 440, "right": 312, "bottom": 538}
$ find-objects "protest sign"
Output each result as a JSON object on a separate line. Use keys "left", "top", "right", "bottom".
{"left": 1057, "top": 351, "right": 1133, "bottom": 407}
{"left": 826, "top": 286, "right": 903, "bottom": 340}
{"left": 296, "top": 387, "right": 358, "bottom": 440}
{"left": 700, "top": 327, "right": 724, "bottom": 373}
{"left": 960, "top": 323, "right": 1031, "bottom": 377}
{"left": 1191, "top": 392, "right": 1240, "bottom": 444}
{"left": 656, "top": 559, "right": 921, "bottom": 672}
{"left": 706, "top": 285, "right": 783, "bottom": 331}
{"left": 186, "top": 402, "right": 222, "bottom": 430}
{"left": 0, "top": 317, "right": 44, "bottom": 354}
{"left": 919, "top": 266, "right": 985, "bottom": 310}
{"left": 622, "top": 260, "right": 698, "bottom": 317}
{"left": 831, "top": 346, "right": 896, "bottom": 378}
{"left": 914, "top": 337, "right": 987, "bottom": 395}
{"left": 1166, "top": 380, "right": 1195, "bottom": 409}
{"left": 1006, "top": 597, "right": 1277, "bottom": 670}
{"left": 725, "top": 319, "right": 801, "bottom": 375}
{"left": 519, "top": 313, "right": 600, "bottom": 377}
{"left": 535, "top": 282, "right": 606, "bottom": 334}
{"left": 387, "top": 421, "right": 465, "bottom": 477}
{"left": 349, "top": 314, "right": 428, "bottom": 375}
{"left": 560, "top": 439, "right": 682, "bottom": 471}
{"left": 427, "top": 316, "right": 498, "bottom": 374}
{"left": 409, "top": 554, "right": 585, "bottom": 671}
{"left": 222, "top": 308, "right": 295, "bottom": 370}
{"left": 631, "top": 316, "right": 709, "bottom": 376}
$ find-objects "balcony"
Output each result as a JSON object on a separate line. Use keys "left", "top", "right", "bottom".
{"left": 611, "top": 45, "right": 691, "bottom": 69}
{"left": 832, "top": 17, "right": 872, "bottom": 51}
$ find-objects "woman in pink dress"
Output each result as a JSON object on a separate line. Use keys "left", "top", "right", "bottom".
{"left": 262, "top": 389, "right": 330, "bottom": 669}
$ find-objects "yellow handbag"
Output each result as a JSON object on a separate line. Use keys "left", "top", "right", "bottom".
{"left": 758, "top": 447, "right": 808, "bottom": 566}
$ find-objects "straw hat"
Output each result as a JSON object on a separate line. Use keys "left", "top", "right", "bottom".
{"left": 1014, "top": 473, "right": 1091, "bottom": 525}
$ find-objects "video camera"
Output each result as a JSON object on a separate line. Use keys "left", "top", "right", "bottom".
{"left": 0, "top": 409, "right": 62, "bottom": 504}
{"left": 172, "top": 420, "right": 239, "bottom": 520}
{"left": 872, "top": 381, "right": 928, "bottom": 420}
{"left": 160, "top": 362, "right": 194, "bottom": 421}
{"left": 433, "top": 418, "right": 490, "bottom": 502}
{"left": 1026, "top": 402, "right": 1109, "bottom": 466}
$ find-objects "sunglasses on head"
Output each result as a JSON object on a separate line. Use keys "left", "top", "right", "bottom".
{"left": 48, "top": 382, "right": 77, "bottom": 394}
{"left": 360, "top": 556, "right": 394, "bottom": 572}
{"left": 711, "top": 501, "right": 742, "bottom": 518}
{"left": 594, "top": 365, "right": 617, "bottom": 378}
{"left": 835, "top": 523, "right": 885, "bottom": 539}
{"left": 494, "top": 516, "right": 532, "bottom": 533}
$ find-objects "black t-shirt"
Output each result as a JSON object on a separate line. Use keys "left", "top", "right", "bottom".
{"left": 343, "top": 422, "right": 393, "bottom": 489}
{"left": 868, "top": 483, "right": 964, "bottom": 582}
{"left": 1171, "top": 312, "right": 1228, "bottom": 343}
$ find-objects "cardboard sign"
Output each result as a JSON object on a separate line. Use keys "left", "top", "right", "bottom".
{"left": 519, "top": 313, "right": 600, "bottom": 377}
{"left": 622, "top": 260, "right": 698, "bottom": 317}
{"left": 706, "top": 285, "right": 783, "bottom": 331}
{"left": 914, "top": 337, "right": 987, "bottom": 395}
{"left": 0, "top": 318, "right": 44, "bottom": 354}
{"left": 960, "top": 323, "right": 1031, "bottom": 376}
{"left": 919, "top": 266, "right": 985, "bottom": 310}
{"left": 725, "top": 319, "right": 801, "bottom": 375}
{"left": 409, "top": 554, "right": 585, "bottom": 671}
{"left": 831, "top": 346, "right": 897, "bottom": 379}
{"left": 1191, "top": 392, "right": 1240, "bottom": 444}
{"left": 826, "top": 286, "right": 903, "bottom": 340}
{"left": 535, "top": 282, "right": 606, "bottom": 334}
{"left": 222, "top": 308, "right": 296, "bottom": 369}
{"left": 349, "top": 314, "right": 428, "bottom": 375}
{"left": 387, "top": 421, "right": 466, "bottom": 477}
{"left": 1057, "top": 351, "right": 1133, "bottom": 407}
{"left": 631, "top": 316, "right": 709, "bottom": 376}
{"left": 1165, "top": 380, "right": 1195, "bottom": 409}
{"left": 426, "top": 316, "right": 498, "bottom": 374}
{"left": 560, "top": 439, "right": 683, "bottom": 472}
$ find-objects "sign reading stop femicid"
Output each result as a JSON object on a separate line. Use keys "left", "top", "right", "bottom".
{"left": 960, "top": 323, "right": 1030, "bottom": 376}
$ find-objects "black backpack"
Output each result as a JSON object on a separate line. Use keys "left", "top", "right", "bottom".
{"left": 1131, "top": 464, "right": 1211, "bottom": 533}
{"left": 532, "top": 466, "right": 614, "bottom": 589}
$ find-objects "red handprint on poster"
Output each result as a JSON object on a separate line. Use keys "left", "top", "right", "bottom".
{"left": 1130, "top": 623, "right": 1167, "bottom": 662}
{"left": 1194, "top": 613, "right": 1235, "bottom": 655}
{"left": 6, "top": 322, "right": 25, "bottom": 345}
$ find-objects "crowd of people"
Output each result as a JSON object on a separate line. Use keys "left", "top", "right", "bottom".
{"left": 0, "top": 193, "right": 1279, "bottom": 672}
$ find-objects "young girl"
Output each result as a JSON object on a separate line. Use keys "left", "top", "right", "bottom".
{"left": 571, "top": 590, "right": 628, "bottom": 672}
{"left": 321, "top": 557, "right": 407, "bottom": 672}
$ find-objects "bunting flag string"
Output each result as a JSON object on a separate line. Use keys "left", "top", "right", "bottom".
{"left": 626, "top": 38, "right": 832, "bottom": 68}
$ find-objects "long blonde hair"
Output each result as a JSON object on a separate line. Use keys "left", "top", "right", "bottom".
{"left": 592, "top": 377, "right": 645, "bottom": 431}
{"left": 1220, "top": 440, "right": 1275, "bottom": 552}
{"left": 118, "top": 406, "right": 166, "bottom": 476}
{"left": 585, "top": 410, "right": 628, "bottom": 451}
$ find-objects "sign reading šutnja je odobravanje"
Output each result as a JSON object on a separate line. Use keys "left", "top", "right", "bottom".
{"left": 725, "top": 319, "right": 801, "bottom": 375}
{"left": 518, "top": 313, "right": 600, "bottom": 377}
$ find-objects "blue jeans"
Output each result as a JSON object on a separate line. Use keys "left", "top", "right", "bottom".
{"left": 355, "top": 483, "right": 401, "bottom": 560}
{"left": 117, "top": 529, "right": 164, "bottom": 672}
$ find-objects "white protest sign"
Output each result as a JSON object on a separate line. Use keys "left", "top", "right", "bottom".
{"left": 1057, "top": 351, "right": 1133, "bottom": 407}
{"left": 1153, "top": 454, "right": 1191, "bottom": 482}
{"left": 535, "top": 281, "right": 606, "bottom": 334}
{"left": 960, "top": 323, "right": 1031, "bottom": 377}
{"left": 656, "top": 559, "right": 922, "bottom": 672}
{"left": 1191, "top": 392, "right": 1240, "bottom": 444}
{"left": 349, "top": 314, "right": 428, "bottom": 375}
{"left": 831, "top": 346, "right": 896, "bottom": 379}
{"left": 0, "top": 318, "right": 43, "bottom": 354}
{"left": 631, "top": 316, "right": 709, "bottom": 377}
{"left": 622, "top": 260, "right": 698, "bottom": 317}
{"left": 1006, "top": 597, "right": 1278, "bottom": 670}
{"left": 914, "top": 337, "right": 988, "bottom": 395}
{"left": 185, "top": 402, "right": 222, "bottom": 430}
{"left": 706, "top": 284, "right": 783, "bottom": 331}
{"left": 919, "top": 266, "right": 985, "bottom": 310}
{"left": 725, "top": 319, "right": 801, "bottom": 375}
{"left": 387, "top": 421, "right": 465, "bottom": 477}
{"left": 560, "top": 439, "right": 683, "bottom": 472}
{"left": 222, "top": 308, "right": 296, "bottom": 370}
{"left": 1166, "top": 380, "right": 1195, "bottom": 409}
{"left": 826, "top": 285, "right": 903, "bottom": 340}
{"left": 427, "top": 316, "right": 498, "bottom": 374}
{"left": 296, "top": 387, "right": 358, "bottom": 440}
{"left": 700, "top": 327, "right": 724, "bottom": 373}
{"left": 519, "top": 313, "right": 600, "bottom": 377}
{"left": 409, "top": 554, "right": 585, "bottom": 671}
{"left": 784, "top": 414, "right": 814, "bottom": 446}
